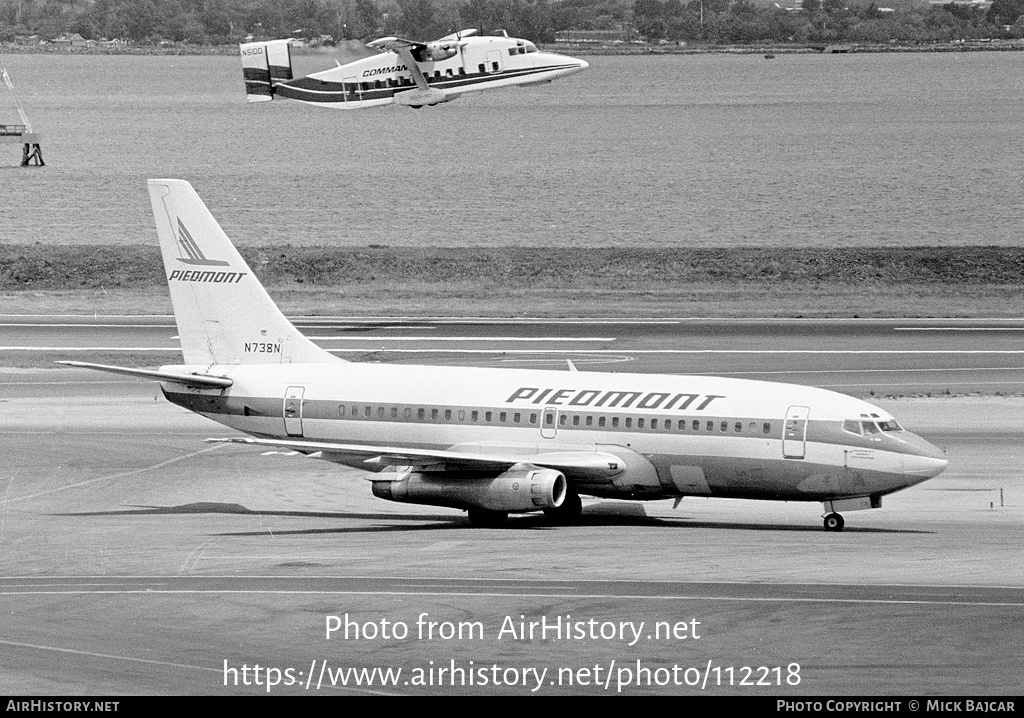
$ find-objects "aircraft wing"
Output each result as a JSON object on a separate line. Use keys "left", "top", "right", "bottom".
{"left": 367, "top": 36, "right": 431, "bottom": 90}
{"left": 56, "top": 361, "right": 233, "bottom": 389}
{"left": 207, "top": 436, "right": 622, "bottom": 481}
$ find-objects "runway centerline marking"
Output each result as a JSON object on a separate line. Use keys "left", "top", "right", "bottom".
{"left": 305, "top": 337, "right": 616, "bottom": 342}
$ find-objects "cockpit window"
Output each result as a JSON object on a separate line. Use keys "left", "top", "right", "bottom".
{"left": 861, "top": 421, "right": 880, "bottom": 435}
{"left": 842, "top": 420, "right": 862, "bottom": 435}
{"left": 509, "top": 41, "right": 539, "bottom": 56}
{"left": 877, "top": 420, "right": 902, "bottom": 432}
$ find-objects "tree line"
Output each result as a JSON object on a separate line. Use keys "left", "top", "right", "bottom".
{"left": 1, "top": 0, "right": 1022, "bottom": 46}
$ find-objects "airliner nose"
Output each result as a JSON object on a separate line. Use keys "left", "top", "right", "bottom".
{"left": 902, "top": 434, "right": 948, "bottom": 480}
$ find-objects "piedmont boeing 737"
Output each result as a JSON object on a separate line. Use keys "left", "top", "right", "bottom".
{"left": 61, "top": 180, "right": 948, "bottom": 530}
{"left": 240, "top": 30, "right": 587, "bottom": 109}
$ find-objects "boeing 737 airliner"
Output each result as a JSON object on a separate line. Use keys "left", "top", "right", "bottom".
{"left": 61, "top": 180, "right": 948, "bottom": 530}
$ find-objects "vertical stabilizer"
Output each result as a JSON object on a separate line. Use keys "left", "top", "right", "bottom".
{"left": 240, "top": 39, "right": 294, "bottom": 102}
{"left": 148, "top": 179, "right": 343, "bottom": 366}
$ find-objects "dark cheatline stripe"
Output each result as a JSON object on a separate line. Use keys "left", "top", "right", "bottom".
{"left": 268, "top": 63, "right": 292, "bottom": 81}
{"left": 273, "top": 64, "right": 578, "bottom": 105}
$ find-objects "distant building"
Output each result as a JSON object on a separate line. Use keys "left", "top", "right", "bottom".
{"left": 51, "top": 34, "right": 91, "bottom": 49}
{"left": 554, "top": 26, "right": 640, "bottom": 44}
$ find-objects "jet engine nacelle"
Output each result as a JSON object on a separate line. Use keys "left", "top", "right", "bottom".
{"left": 371, "top": 466, "right": 566, "bottom": 512}
{"left": 420, "top": 41, "right": 459, "bottom": 62}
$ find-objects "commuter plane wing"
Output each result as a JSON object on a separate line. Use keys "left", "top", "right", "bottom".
{"left": 61, "top": 180, "right": 948, "bottom": 530}
{"left": 239, "top": 30, "right": 588, "bottom": 109}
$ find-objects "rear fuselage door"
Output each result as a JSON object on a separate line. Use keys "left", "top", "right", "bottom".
{"left": 284, "top": 386, "right": 305, "bottom": 436}
{"left": 783, "top": 405, "right": 810, "bottom": 459}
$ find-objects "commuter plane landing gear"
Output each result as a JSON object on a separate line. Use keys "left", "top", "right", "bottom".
{"left": 823, "top": 512, "right": 845, "bottom": 532}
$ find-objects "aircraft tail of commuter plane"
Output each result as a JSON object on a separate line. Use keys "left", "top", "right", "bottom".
{"left": 239, "top": 30, "right": 588, "bottom": 110}
{"left": 61, "top": 180, "right": 949, "bottom": 531}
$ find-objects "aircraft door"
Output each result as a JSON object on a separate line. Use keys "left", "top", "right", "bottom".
{"left": 485, "top": 50, "right": 502, "bottom": 73}
{"left": 540, "top": 406, "right": 558, "bottom": 439}
{"left": 343, "top": 75, "right": 358, "bottom": 102}
{"left": 783, "top": 405, "right": 810, "bottom": 459}
{"left": 284, "top": 386, "right": 305, "bottom": 437}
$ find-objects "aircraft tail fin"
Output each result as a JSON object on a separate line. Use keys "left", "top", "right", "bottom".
{"left": 148, "top": 179, "right": 344, "bottom": 366}
{"left": 240, "top": 39, "right": 293, "bottom": 102}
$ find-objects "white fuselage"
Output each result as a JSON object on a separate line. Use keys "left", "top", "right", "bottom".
{"left": 274, "top": 37, "right": 588, "bottom": 108}
{"left": 162, "top": 361, "right": 947, "bottom": 503}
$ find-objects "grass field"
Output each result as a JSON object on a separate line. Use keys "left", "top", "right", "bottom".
{"left": 2, "top": 245, "right": 1023, "bottom": 317}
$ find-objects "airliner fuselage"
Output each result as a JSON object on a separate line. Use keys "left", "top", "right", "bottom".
{"left": 162, "top": 361, "right": 947, "bottom": 510}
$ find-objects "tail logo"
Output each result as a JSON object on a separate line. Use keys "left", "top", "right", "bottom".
{"left": 175, "top": 218, "right": 230, "bottom": 266}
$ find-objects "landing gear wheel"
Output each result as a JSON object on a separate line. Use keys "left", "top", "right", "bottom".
{"left": 467, "top": 509, "right": 508, "bottom": 528}
{"left": 544, "top": 491, "right": 583, "bottom": 524}
{"left": 823, "top": 512, "right": 845, "bottom": 532}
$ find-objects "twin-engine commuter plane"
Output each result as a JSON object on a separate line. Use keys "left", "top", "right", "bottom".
{"left": 61, "top": 180, "right": 948, "bottom": 530}
{"left": 240, "top": 30, "right": 588, "bottom": 109}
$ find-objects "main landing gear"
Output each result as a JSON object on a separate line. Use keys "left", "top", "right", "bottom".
{"left": 467, "top": 508, "right": 509, "bottom": 527}
{"left": 823, "top": 512, "right": 845, "bottom": 532}
{"left": 543, "top": 491, "right": 583, "bottom": 524}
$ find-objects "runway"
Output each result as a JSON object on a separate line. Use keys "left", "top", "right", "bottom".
{"left": 0, "top": 318, "right": 1022, "bottom": 694}
{"left": 4, "top": 314, "right": 1024, "bottom": 395}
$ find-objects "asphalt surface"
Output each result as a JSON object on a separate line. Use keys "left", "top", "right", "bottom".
{"left": 0, "top": 317, "right": 1021, "bottom": 695}
{"left": 4, "top": 314, "right": 1024, "bottom": 395}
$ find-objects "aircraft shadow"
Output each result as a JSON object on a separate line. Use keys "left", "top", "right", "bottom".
{"left": 54, "top": 501, "right": 933, "bottom": 535}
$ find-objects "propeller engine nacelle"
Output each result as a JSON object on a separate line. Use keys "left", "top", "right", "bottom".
{"left": 371, "top": 466, "right": 566, "bottom": 512}
{"left": 418, "top": 41, "right": 459, "bottom": 62}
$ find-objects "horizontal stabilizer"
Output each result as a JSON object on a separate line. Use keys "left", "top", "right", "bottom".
{"left": 240, "top": 39, "right": 293, "bottom": 102}
{"left": 56, "top": 361, "right": 233, "bottom": 388}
